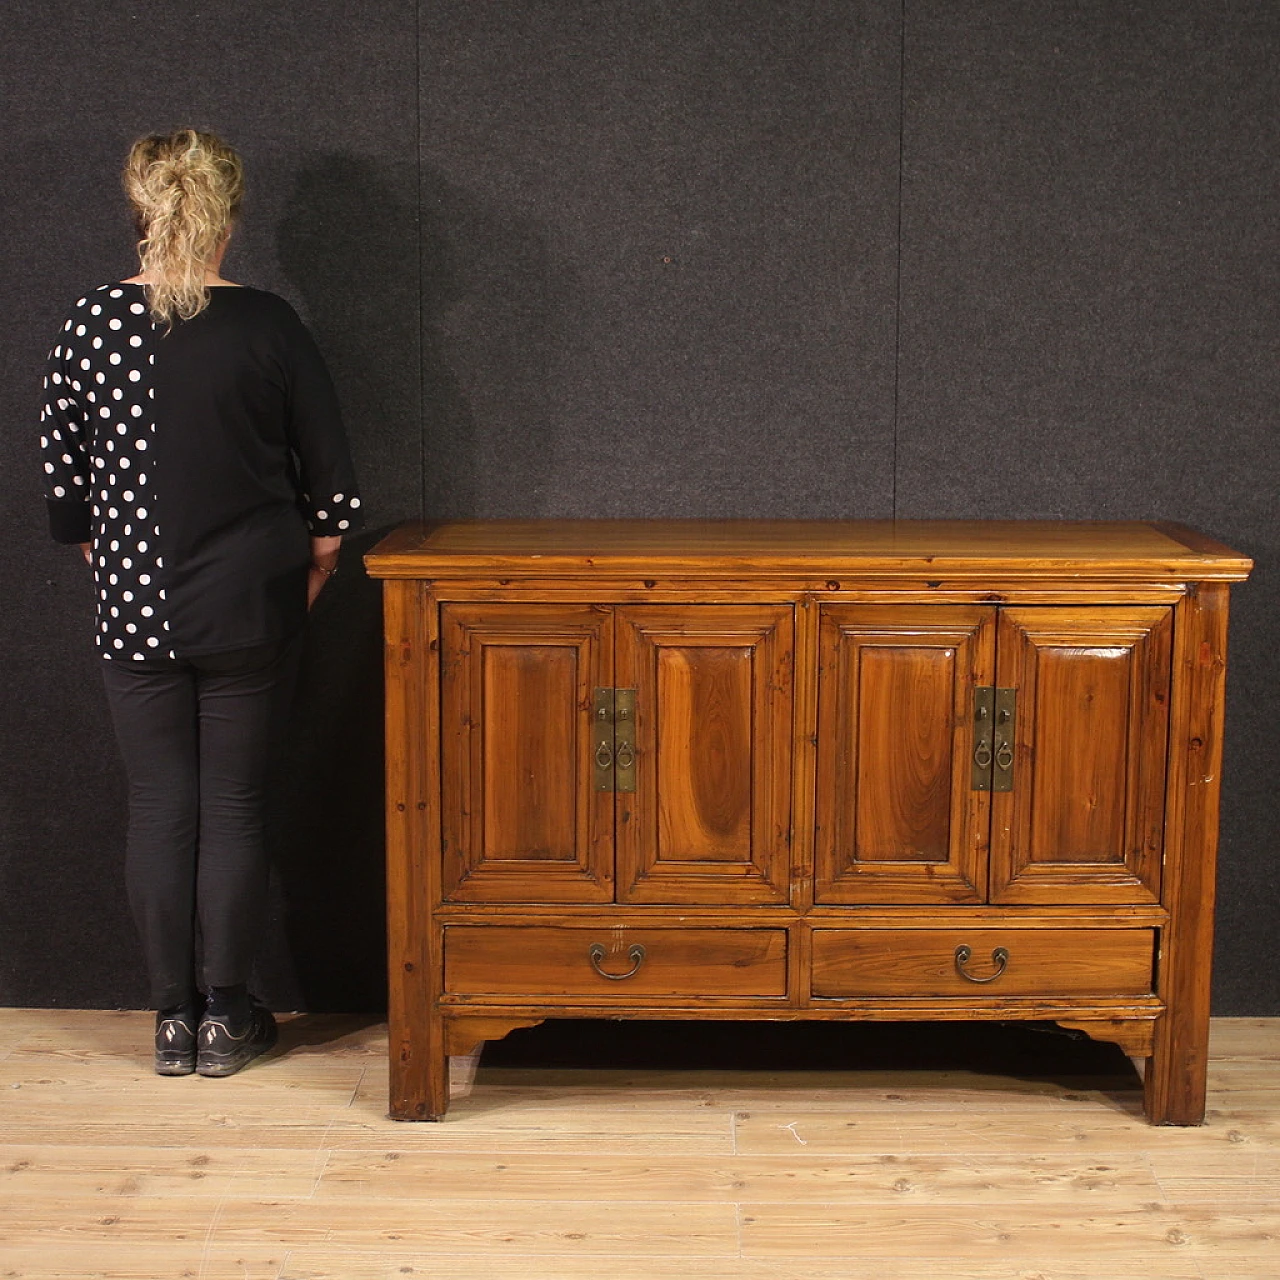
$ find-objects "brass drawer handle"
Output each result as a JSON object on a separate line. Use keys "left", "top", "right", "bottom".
{"left": 588, "top": 942, "right": 646, "bottom": 981}
{"left": 954, "top": 944, "right": 1009, "bottom": 984}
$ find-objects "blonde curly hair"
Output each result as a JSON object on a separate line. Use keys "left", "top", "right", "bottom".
{"left": 122, "top": 129, "right": 244, "bottom": 326}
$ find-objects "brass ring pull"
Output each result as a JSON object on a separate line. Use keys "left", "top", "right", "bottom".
{"left": 588, "top": 943, "right": 646, "bottom": 981}
{"left": 973, "top": 741, "right": 993, "bottom": 769}
{"left": 954, "top": 944, "right": 1009, "bottom": 984}
{"left": 995, "top": 742, "right": 1014, "bottom": 770}
{"left": 595, "top": 741, "right": 614, "bottom": 770}
{"left": 615, "top": 742, "right": 635, "bottom": 769}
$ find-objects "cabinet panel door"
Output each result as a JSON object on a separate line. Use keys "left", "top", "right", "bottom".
{"left": 815, "top": 606, "right": 995, "bottom": 904}
{"left": 989, "top": 607, "right": 1172, "bottom": 904}
{"left": 440, "top": 603, "right": 614, "bottom": 902}
{"left": 615, "top": 606, "right": 793, "bottom": 904}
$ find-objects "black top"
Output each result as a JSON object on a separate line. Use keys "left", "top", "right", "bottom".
{"left": 40, "top": 283, "right": 363, "bottom": 658}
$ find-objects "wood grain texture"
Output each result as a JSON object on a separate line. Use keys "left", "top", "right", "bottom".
{"left": 1146, "top": 582, "right": 1233, "bottom": 1125}
{"left": 616, "top": 605, "right": 793, "bottom": 904}
{"left": 363, "top": 519, "right": 1254, "bottom": 580}
{"left": 815, "top": 605, "right": 994, "bottom": 903}
{"left": 990, "top": 607, "right": 1172, "bottom": 905}
{"left": 440, "top": 603, "right": 614, "bottom": 904}
{"left": 1, "top": 1011, "right": 1277, "bottom": 1280}
{"left": 811, "top": 928, "right": 1155, "bottom": 999}
{"left": 443, "top": 925, "right": 788, "bottom": 998}
{"left": 368, "top": 520, "right": 1249, "bottom": 1123}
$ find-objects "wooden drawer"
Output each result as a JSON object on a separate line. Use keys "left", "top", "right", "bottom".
{"left": 811, "top": 928, "right": 1155, "bottom": 999}
{"left": 444, "top": 926, "right": 788, "bottom": 998}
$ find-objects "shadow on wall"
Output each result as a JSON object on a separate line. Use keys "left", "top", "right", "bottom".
{"left": 258, "top": 154, "right": 423, "bottom": 1013}
{"left": 419, "top": 162, "right": 575, "bottom": 518}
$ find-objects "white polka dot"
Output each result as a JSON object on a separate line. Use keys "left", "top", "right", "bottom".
{"left": 76, "top": 325, "right": 86, "bottom": 336}
{"left": 315, "top": 510, "right": 328, "bottom": 520}
{"left": 108, "top": 573, "right": 118, "bottom": 585}
{"left": 338, "top": 519, "right": 349, "bottom": 529}
{"left": 110, "top": 607, "right": 120, "bottom": 618}
{"left": 91, "top": 304, "right": 102, "bottom": 315}
{"left": 130, "top": 302, "right": 145, "bottom": 314}
{"left": 139, "top": 574, "right": 151, "bottom": 585}
{"left": 112, "top": 638, "right": 123, "bottom": 648}
{"left": 109, "top": 352, "right": 122, "bottom": 365}
{"left": 109, "top": 317, "right": 122, "bottom": 329}
{"left": 135, "top": 438, "right": 147, "bottom": 449}
{"left": 141, "top": 606, "right": 154, "bottom": 617}
{"left": 119, "top": 457, "right": 131, "bottom": 469}
{"left": 80, "top": 358, "right": 90, "bottom": 370}
{"left": 113, "top": 388, "right": 123, "bottom": 400}
{"left": 349, "top": 497, "right": 361, "bottom": 508}
{"left": 44, "top": 462, "right": 54, "bottom": 474}
{"left": 131, "top": 406, "right": 143, "bottom": 417}
{"left": 146, "top": 637, "right": 159, "bottom": 647}
{"left": 110, "top": 540, "right": 120, "bottom": 551}
{"left": 122, "top": 591, "right": 133, "bottom": 602}
{"left": 333, "top": 493, "right": 344, "bottom": 502}
{"left": 129, "top": 335, "right": 143, "bottom": 348}
{"left": 122, "top": 491, "right": 134, "bottom": 502}
{"left": 137, "top": 539, "right": 148, "bottom": 552}
{"left": 122, "top": 557, "right": 133, "bottom": 569}
{"left": 110, "top": 289, "right": 123, "bottom": 298}
{"left": 108, "top": 508, "right": 118, "bottom": 519}
{"left": 61, "top": 453, "right": 72, "bottom": 463}
{"left": 40, "top": 436, "right": 49, "bottom": 449}
{"left": 73, "top": 475, "right": 85, "bottom": 486}
{"left": 125, "top": 623, "right": 137, "bottom": 634}
{"left": 53, "top": 485, "right": 65, "bottom": 497}
{"left": 100, "top": 406, "right": 111, "bottom": 418}
{"left": 136, "top": 507, "right": 147, "bottom": 518}
{"left": 92, "top": 336, "right": 103, "bottom": 349}
{"left": 117, "top": 423, "right": 127, "bottom": 434}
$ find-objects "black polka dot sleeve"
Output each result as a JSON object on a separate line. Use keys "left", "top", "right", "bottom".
{"left": 40, "top": 328, "right": 93, "bottom": 543}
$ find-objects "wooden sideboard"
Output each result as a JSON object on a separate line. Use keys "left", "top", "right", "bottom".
{"left": 364, "top": 520, "right": 1252, "bottom": 1124}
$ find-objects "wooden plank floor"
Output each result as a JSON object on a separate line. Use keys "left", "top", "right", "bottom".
{"left": 0, "top": 1012, "right": 1276, "bottom": 1279}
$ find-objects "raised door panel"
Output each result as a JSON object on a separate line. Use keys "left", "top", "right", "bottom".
{"left": 815, "top": 606, "right": 995, "bottom": 904}
{"left": 440, "top": 603, "right": 614, "bottom": 902}
{"left": 615, "top": 606, "right": 793, "bottom": 904}
{"left": 989, "top": 607, "right": 1172, "bottom": 904}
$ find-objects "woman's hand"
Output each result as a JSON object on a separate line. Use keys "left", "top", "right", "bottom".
{"left": 79, "top": 542, "right": 91, "bottom": 564}
{"left": 308, "top": 535, "right": 342, "bottom": 610}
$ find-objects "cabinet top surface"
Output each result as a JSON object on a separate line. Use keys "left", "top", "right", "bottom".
{"left": 364, "top": 520, "right": 1252, "bottom": 581}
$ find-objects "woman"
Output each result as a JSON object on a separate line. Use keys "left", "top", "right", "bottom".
{"left": 39, "top": 129, "right": 362, "bottom": 1077}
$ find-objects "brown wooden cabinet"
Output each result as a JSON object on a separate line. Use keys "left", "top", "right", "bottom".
{"left": 366, "top": 520, "right": 1251, "bottom": 1124}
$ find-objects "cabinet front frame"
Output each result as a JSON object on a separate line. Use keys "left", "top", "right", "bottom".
{"left": 379, "top": 560, "right": 1233, "bottom": 1124}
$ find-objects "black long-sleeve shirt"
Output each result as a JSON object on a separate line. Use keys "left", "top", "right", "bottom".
{"left": 40, "top": 283, "right": 363, "bottom": 658}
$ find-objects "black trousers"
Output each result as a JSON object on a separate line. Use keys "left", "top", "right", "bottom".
{"left": 99, "top": 638, "right": 301, "bottom": 1009}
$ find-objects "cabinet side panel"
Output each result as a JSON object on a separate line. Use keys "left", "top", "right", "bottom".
{"left": 1147, "top": 583, "right": 1230, "bottom": 1124}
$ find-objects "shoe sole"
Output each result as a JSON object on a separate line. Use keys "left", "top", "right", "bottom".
{"left": 196, "top": 1023, "right": 278, "bottom": 1078}
{"left": 155, "top": 1055, "right": 196, "bottom": 1076}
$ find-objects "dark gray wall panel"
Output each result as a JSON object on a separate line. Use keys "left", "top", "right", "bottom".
{"left": 418, "top": 0, "right": 900, "bottom": 519}
{"left": 897, "top": 1, "right": 1280, "bottom": 1012}
{"left": 0, "top": 1, "right": 418, "bottom": 1008}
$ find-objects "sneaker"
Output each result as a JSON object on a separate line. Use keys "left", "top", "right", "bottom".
{"left": 154, "top": 1012, "right": 198, "bottom": 1076}
{"left": 196, "top": 1000, "right": 278, "bottom": 1077}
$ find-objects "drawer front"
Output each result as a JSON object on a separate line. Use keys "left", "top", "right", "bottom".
{"left": 445, "top": 926, "right": 788, "bottom": 999}
{"left": 811, "top": 928, "right": 1155, "bottom": 999}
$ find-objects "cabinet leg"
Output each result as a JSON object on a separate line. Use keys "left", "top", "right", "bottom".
{"left": 1143, "top": 1010, "right": 1210, "bottom": 1126}
{"left": 388, "top": 1010, "right": 450, "bottom": 1121}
